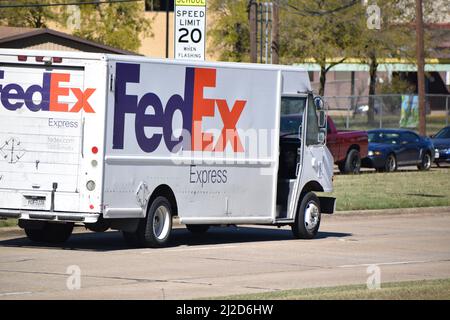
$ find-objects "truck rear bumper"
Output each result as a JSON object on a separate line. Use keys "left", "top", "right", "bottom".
{"left": 0, "top": 209, "right": 99, "bottom": 223}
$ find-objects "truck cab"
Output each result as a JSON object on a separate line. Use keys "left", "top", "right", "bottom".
{"left": 277, "top": 92, "right": 335, "bottom": 238}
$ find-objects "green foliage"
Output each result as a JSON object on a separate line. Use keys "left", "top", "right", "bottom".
{"left": 377, "top": 74, "right": 415, "bottom": 95}
{"left": 279, "top": 1, "right": 358, "bottom": 65}
{"left": 0, "top": 0, "right": 64, "bottom": 28}
{"left": 72, "top": 2, "right": 153, "bottom": 52}
{"left": 208, "top": 0, "right": 250, "bottom": 62}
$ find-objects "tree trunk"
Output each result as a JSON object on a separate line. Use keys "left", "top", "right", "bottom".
{"left": 319, "top": 65, "right": 327, "bottom": 96}
{"left": 368, "top": 54, "right": 378, "bottom": 125}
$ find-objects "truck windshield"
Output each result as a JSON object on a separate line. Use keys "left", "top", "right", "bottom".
{"left": 280, "top": 97, "right": 306, "bottom": 137}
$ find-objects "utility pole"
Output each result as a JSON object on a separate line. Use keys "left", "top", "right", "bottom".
{"left": 271, "top": 0, "right": 279, "bottom": 64}
{"left": 165, "top": 0, "right": 170, "bottom": 58}
{"left": 415, "top": 0, "right": 426, "bottom": 135}
{"left": 249, "top": 0, "right": 258, "bottom": 63}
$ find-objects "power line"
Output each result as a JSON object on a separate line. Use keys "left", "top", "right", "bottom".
{"left": 0, "top": 0, "right": 143, "bottom": 8}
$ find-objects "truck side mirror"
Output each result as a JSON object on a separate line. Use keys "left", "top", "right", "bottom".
{"left": 318, "top": 110, "right": 326, "bottom": 128}
{"left": 314, "top": 96, "right": 324, "bottom": 110}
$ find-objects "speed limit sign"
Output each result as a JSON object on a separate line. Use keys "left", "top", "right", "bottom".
{"left": 174, "top": 0, "right": 206, "bottom": 61}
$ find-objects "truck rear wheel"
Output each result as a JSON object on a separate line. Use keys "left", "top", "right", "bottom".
{"left": 292, "top": 192, "right": 321, "bottom": 239}
{"left": 132, "top": 196, "right": 173, "bottom": 248}
{"left": 24, "top": 222, "right": 74, "bottom": 244}
{"left": 186, "top": 224, "right": 210, "bottom": 234}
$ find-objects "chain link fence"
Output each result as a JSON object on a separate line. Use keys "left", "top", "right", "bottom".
{"left": 325, "top": 94, "right": 450, "bottom": 134}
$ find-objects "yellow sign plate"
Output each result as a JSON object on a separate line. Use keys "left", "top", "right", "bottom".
{"left": 175, "top": 0, "right": 206, "bottom": 6}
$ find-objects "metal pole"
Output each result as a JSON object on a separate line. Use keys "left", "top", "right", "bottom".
{"left": 271, "top": 0, "right": 279, "bottom": 64}
{"left": 379, "top": 96, "right": 383, "bottom": 128}
{"left": 415, "top": 0, "right": 426, "bottom": 135}
{"left": 165, "top": 0, "right": 169, "bottom": 58}
{"left": 269, "top": 2, "right": 273, "bottom": 64}
{"left": 249, "top": 0, "right": 257, "bottom": 63}
{"left": 260, "top": 3, "right": 263, "bottom": 63}
{"left": 446, "top": 95, "right": 449, "bottom": 126}
{"left": 346, "top": 97, "right": 350, "bottom": 129}
{"left": 265, "top": 3, "right": 269, "bottom": 64}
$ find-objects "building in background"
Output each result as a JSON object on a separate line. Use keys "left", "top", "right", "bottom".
{"left": 0, "top": 26, "right": 135, "bottom": 54}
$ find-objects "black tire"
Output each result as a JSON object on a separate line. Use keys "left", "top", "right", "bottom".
{"left": 343, "top": 149, "right": 361, "bottom": 174}
{"left": 85, "top": 216, "right": 110, "bottom": 233}
{"left": 417, "top": 152, "right": 432, "bottom": 171}
{"left": 291, "top": 192, "right": 321, "bottom": 239}
{"left": 338, "top": 162, "right": 346, "bottom": 173}
{"left": 186, "top": 224, "right": 210, "bottom": 234}
{"left": 134, "top": 196, "right": 173, "bottom": 248}
{"left": 25, "top": 222, "right": 74, "bottom": 244}
{"left": 384, "top": 153, "right": 397, "bottom": 172}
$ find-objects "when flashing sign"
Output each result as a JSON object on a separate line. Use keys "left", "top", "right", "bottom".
{"left": 174, "top": 0, "right": 206, "bottom": 61}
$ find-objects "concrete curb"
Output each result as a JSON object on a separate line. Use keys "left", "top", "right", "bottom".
{"left": 332, "top": 206, "right": 450, "bottom": 218}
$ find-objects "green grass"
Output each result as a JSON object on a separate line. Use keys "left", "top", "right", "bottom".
{"left": 328, "top": 168, "right": 450, "bottom": 211}
{"left": 213, "top": 278, "right": 450, "bottom": 300}
{"left": 0, "top": 218, "right": 18, "bottom": 228}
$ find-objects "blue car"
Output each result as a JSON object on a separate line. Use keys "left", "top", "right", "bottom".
{"left": 432, "top": 126, "right": 450, "bottom": 166}
{"left": 362, "top": 129, "right": 435, "bottom": 172}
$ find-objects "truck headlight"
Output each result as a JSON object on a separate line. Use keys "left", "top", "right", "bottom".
{"left": 86, "top": 180, "right": 96, "bottom": 191}
{"left": 368, "top": 151, "right": 373, "bottom": 156}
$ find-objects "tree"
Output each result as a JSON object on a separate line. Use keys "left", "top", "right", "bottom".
{"left": 0, "top": 0, "right": 64, "bottom": 28}
{"left": 71, "top": 1, "right": 153, "bottom": 52}
{"left": 279, "top": 0, "right": 360, "bottom": 96}
{"left": 208, "top": 0, "right": 251, "bottom": 62}
{"left": 346, "top": 1, "right": 415, "bottom": 125}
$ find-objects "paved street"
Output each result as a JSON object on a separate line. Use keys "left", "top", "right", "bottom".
{"left": 1, "top": 208, "right": 450, "bottom": 299}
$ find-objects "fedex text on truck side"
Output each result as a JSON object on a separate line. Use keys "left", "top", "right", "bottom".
{"left": 113, "top": 63, "right": 246, "bottom": 153}
{"left": 0, "top": 70, "right": 96, "bottom": 113}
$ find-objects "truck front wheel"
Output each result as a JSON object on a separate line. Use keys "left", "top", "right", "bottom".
{"left": 291, "top": 192, "right": 321, "bottom": 239}
{"left": 24, "top": 222, "right": 74, "bottom": 244}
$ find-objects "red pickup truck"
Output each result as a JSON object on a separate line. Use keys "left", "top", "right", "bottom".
{"left": 326, "top": 117, "right": 368, "bottom": 174}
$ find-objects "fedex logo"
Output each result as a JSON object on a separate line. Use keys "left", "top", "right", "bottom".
{"left": 113, "top": 63, "right": 247, "bottom": 153}
{"left": 0, "top": 70, "right": 95, "bottom": 113}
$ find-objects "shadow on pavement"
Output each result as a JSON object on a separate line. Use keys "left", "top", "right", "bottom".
{"left": 0, "top": 226, "right": 352, "bottom": 252}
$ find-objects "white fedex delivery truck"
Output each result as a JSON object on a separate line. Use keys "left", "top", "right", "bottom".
{"left": 0, "top": 49, "right": 335, "bottom": 247}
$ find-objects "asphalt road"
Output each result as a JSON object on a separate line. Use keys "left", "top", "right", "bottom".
{"left": 1, "top": 209, "right": 450, "bottom": 299}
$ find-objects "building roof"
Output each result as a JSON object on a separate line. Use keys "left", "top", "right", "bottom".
{"left": 0, "top": 26, "right": 137, "bottom": 55}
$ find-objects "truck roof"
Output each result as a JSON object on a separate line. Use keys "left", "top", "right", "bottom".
{"left": 0, "top": 48, "right": 309, "bottom": 73}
